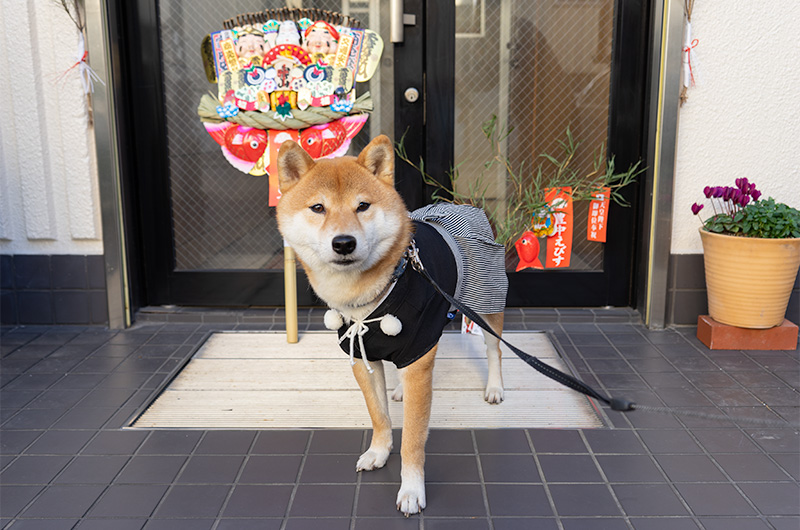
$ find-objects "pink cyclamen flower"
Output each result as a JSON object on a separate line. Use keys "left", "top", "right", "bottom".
{"left": 723, "top": 187, "right": 734, "bottom": 201}
{"left": 691, "top": 203, "right": 704, "bottom": 215}
{"left": 751, "top": 189, "right": 762, "bottom": 201}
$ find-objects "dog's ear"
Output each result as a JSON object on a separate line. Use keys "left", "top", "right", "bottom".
{"left": 357, "top": 135, "right": 394, "bottom": 187}
{"left": 278, "top": 140, "right": 315, "bottom": 193}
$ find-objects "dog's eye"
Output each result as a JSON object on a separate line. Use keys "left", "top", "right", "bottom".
{"left": 309, "top": 204, "right": 325, "bottom": 214}
{"left": 356, "top": 202, "right": 370, "bottom": 213}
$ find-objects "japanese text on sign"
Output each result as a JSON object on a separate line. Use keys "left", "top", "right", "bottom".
{"left": 545, "top": 187, "right": 573, "bottom": 268}
{"left": 587, "top": 187, "right": 610, "bottom": 242}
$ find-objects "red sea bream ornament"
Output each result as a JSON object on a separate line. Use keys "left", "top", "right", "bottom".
{"left": 514, "top": 231, "right": 543, "bottom": 271}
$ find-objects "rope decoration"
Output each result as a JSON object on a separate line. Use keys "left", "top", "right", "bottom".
{"left": 55, "top": 0, "right": 104, "bottom": 125}
{"left": 680, "top": 0, "right": 698, "bottom": 106}
{"left": 197, "top": 91, "right": 373, "bottom": 130}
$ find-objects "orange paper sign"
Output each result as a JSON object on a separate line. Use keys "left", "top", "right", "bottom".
{"left": 268, "top": 129, "right": 301, "bottom": 206}
{"left": 545, "top": 187, "right": 572, "bottom": 268}
{"left": 587, "top": 187, "right": 610, "bottom": 242}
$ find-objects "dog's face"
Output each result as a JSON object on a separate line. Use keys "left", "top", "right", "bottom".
{"left": 276, "top": 135, "right": 410, "bottom": 275}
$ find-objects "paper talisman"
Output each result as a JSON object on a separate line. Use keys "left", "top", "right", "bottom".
{"left": 267, "top": 129, "right": 300, "bottom": 206}
{"left": 357, "top": 30, "right": 383, "bottom": 82}
{"left": 587, "top": 187, "right": 610, "bottom": 242}
{"left": 200, "top": 35, "right": 216, "bottom": 83}
{"left": 544, "top": 187, "right": 573, "bottom": 268}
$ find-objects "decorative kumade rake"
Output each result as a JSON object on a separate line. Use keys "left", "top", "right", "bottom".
{"left": 197, "top": 8, "right": 384, "bottom": 342}
{"left": 198, "top": 8, "right": 384, "bottom": 206}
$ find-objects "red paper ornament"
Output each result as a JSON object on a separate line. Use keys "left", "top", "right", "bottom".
{"left": 514, "top": 231, "right": 543, "bottom": 271}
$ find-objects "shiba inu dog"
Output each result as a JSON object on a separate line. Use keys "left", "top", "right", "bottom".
{"left": 276, "top": 135, "right": 507, "bottom": 515}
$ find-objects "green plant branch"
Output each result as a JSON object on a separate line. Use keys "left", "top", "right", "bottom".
{"left": 396, "top": 115, "right": 644, "bottom": 248}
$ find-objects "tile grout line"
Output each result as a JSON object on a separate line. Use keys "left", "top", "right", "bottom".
{"left": 595, "top": 326, "right": 788, "bottom": 526}
{"left": 638, "top": 332, "right": 800, "bottom": 513}
{"left": 1, "top": 319, "right": 797, "bottom": 525}
{"left": 209, "top": 430, "right": 261, "bottom": 529}
{"left": 664, "top": 416, "right": 781, "bottom": 524}
{"left": 349, "top": 429, "right": 368, "bottom": 530}
{"left": 279, "top": 429, "right": 315, "bottom": 530}
{"left": 524, "top": 429, "right": 564, "bottom": 530}
{"left": 592, "top": 326, "right": 753, "bottom": 528}
{"left": 0, "top": 339, "right": 111, "bottom": 431}
{"left": 593, "top": 324, "right": 710, "bottom": 529}
{"left": 143, "top": 430, "right": 209, "bottom": 522}
{"left": 470, "top": 429, "right": 495, "bottom": 530}
{"left": 0, "top": 328, "right": 179, "bottom": 522}
{"left": 575, "top": 429, "right": 636, "bottom": 530}
{"left": 3, "top": 414, "right": 128, "bottom": 520}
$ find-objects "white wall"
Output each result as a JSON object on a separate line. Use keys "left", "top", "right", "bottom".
{"left": 0, "top": 0, "right": 102, "bottom": 255}
{"left": 672, "top": 1, "right": 800, "bottom": 254}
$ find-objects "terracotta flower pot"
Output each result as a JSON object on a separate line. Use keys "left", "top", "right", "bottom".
{"left": 700, "top": 229, "right": 800, "bottom": 329}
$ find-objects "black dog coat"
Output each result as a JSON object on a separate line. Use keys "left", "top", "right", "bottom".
{"left": 335, "top": 204, "right": 508, "bottom": 369}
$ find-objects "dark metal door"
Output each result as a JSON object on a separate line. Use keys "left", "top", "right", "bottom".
{"left": 444, "top": 0, "right": 649, "bottom": 307}
{"left": 121, "top": 0, "right": 443, "bottom": 307}
{"left": 120, "top": 0, "right": 647, "bottom": 309}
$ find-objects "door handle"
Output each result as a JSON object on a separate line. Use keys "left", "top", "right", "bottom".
{"left": 390, "top": 0, "right": 417, "bottom": 43}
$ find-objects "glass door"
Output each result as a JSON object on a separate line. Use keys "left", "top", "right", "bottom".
{"left": 450, "top": 0, "right": 648, "bottom": 306}
{"left": 122, "top": 0, "right": 647, "bottom": 308}
{"left": 125, "top": 0, "right": 407, "bottom": 306}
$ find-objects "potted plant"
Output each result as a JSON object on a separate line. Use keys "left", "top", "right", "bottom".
{"left": 692, "top": 178, "right": 800, "bottom": 328}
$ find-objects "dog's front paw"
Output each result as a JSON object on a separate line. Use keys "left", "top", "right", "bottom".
{"left": 484, "top": 385, "right": 505, "bottom": 404}
{"left": 396, "top": 482, "right": 426, "bottom": 516}
{"left": 356, "top": 447, "right": 390, "bottom": 471}
{"left": 390, "top": 383, "right": 404, "bottom": 402}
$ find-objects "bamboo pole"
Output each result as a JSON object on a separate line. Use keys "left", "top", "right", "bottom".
{"left": 284, "top": 243, "right": 299, "bottom": 343}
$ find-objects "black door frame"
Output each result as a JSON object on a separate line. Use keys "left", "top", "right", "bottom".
{"left": 117, "top": 0, "right": 649, "bottom": 309}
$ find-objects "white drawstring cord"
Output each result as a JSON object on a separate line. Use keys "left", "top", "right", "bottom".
{"left": 338, "top": 317, "right": 384, "bottom": 374}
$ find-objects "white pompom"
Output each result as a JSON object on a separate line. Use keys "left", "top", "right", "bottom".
{"left": 324, "top": 309, "right": 344, "bottom": 330}
{"left": 380, "top": 314, "right": 402, "bottom": 336}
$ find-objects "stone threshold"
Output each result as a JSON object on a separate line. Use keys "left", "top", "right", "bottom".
{"left": 136, "top": 306, "right": 642, "bottom": 325}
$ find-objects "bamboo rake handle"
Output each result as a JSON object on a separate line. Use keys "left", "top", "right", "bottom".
{"left": 284, "top": 244, "right": 299, "bottom": 343}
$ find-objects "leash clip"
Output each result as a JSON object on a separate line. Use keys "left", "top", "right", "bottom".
{"left": 407, "top": 240, "right": 424, "bottom": 273}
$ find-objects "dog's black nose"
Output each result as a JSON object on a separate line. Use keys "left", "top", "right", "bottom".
{"left": 332, "top": 235, "right": 357, "bottom": 255}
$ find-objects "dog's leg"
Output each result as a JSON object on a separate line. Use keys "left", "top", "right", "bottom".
{"left": 396, "top": 345, "right": 437, "bottom": 515}
{"left": 390, "top": 381, "right": 403, "bottom": 402}
{"left": 352, "top": 360, "right": 393, "bottom": 471}
{"left": 480, "top": 312, "right": 505, "bottom": 404}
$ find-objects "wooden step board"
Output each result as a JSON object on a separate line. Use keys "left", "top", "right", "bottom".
{"left": 131, "top": 332, "right": 604, "bottom": 430}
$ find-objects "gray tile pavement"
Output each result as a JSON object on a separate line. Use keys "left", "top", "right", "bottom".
{"left": 0, "top": 311, "right": 798, "bottom": 529}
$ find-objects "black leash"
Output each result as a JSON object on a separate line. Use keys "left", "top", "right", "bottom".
{"left": 407, "top": 242, "right": 799, "bottom": 429}
{"left": 406, "top": 243, "right": 636, "bottom": 413}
